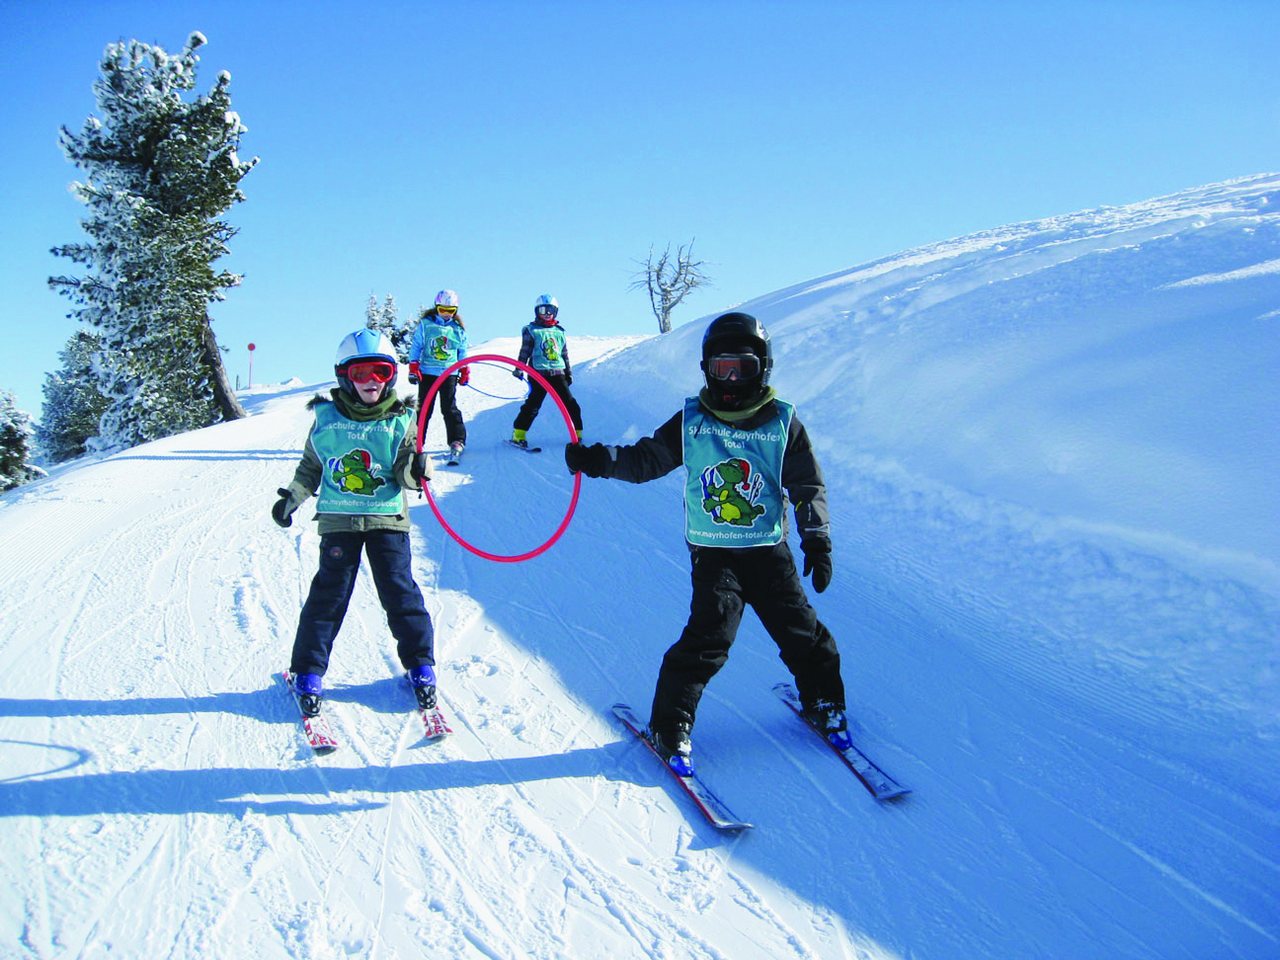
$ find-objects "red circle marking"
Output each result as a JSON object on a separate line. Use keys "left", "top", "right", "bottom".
{"left": 416, "top": 353, "right": 582, "bottom": 563}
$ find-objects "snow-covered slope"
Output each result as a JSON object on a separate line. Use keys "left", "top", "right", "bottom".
{"left": 1, "top": 176, "right": 1276, "bottom": 959}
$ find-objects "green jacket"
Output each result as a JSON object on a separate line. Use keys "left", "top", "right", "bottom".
{"left": 282, "top": 390, "right": 423, "bottom": 534}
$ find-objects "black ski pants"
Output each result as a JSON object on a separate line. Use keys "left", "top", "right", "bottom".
{"left": 649, "top": 541, "right": 844, "bottom": 735}
{"left": 417, "top": 373, "right": 466, "bottom": 446}
{"left": 512, "top": 372, "right": 583, "bottom": 435}
{"left": 290, "top": 531, "right": 435, "bottom": 677}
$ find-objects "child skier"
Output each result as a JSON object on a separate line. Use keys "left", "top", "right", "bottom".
{"left": 563, "top": 312, "right": 845, "bottom": 774}
{"left": 271, "top": 329, "right": 437, "bottom": 717}
{"left": 408, "top": 289, "right": 470, "bottom": 461}
{"left": 510, "top": 294, "right": 584, "bottom": 446}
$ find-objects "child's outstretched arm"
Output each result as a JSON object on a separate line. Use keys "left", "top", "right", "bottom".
{"left": 564, "top": 412, "right": 682, "bottom": 481}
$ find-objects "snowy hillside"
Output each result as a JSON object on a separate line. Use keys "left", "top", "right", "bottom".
{"left": 2, "top": 176, "right": 1277, "bottom": 959}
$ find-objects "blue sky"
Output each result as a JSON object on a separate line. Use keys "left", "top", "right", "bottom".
{"left": 1, "top": 0, "right": 1277, "bottom": 421}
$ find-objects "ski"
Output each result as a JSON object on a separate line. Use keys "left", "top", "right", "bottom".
{"left": 773, "top": 683, "right": 909, "bottom": 801}
{"left": 404, "top": 674, "right": 452, "bottom": 742}
{"left": 504, "top": 439, "right": 543, "bottom": 454}
{"left": 279, "top": 670, "right": 340, "bottom": 754}
{"left": 612, "top": 703, "right": 753, "bottom": 831}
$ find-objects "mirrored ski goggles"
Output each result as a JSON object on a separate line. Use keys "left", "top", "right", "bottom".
{"left": 343, "top": 360, "right": 396, "bottom": 384}
{"left": 436, "top": 305, "right": 458, "bottom": 317}
{"left": 705, "top": 353, "right": 761, "bottom": 382}
{"left": 535, "top": 304, "right": 559, "bottom": 318}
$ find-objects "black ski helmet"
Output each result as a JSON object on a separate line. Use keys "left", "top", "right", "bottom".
{"left": 700, "top": 312, "right": 773, "bottom": 409}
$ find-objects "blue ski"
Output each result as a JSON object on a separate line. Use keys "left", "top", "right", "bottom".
{"left": 612, "top": 703, "right": 753, "bottom": 831}
{"left": 773, "top": 683, "right": 909, "bottom": 801}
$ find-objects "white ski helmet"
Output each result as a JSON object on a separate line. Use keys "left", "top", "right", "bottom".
{"left": 534, "top": 294, "right": 559, "bottom": 321}
{"left": 334, "top": 328, "right": 399, "bottom": 398}
{"left": 435, "top": 289, "right": 460, "bottom": 309}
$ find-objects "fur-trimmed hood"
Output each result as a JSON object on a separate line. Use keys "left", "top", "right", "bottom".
{"left": 307, "top": 389, "right": 416, "bottom": 419}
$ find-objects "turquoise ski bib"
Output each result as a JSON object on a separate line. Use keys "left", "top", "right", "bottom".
{"left": 420, "top": 320, "right": 468, "bottom": 375}
{"left": 682, "top": 397, "right": 793, "bottom": 547}
{"left": 527, "top": 325, "right": 568, "bottom": 371}
{"left": 311, "top": 404, "right": 409, "bottom": 515}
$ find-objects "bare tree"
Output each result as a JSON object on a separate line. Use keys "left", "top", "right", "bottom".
{"left": 630, "top": 240, "right": 711, "bottom": 334}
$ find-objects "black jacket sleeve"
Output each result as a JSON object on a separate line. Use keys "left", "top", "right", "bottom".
{"left": 782, "top": 414, "right": 830, "bottom": 543}
{"left": 598, "top": 411, "right": 684, "bottom": 483}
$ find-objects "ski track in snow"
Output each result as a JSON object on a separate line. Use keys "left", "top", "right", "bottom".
{"left": 3, "top": 181, "right": 1279, "bottom": 959}
{"left": 1, "top": 354, "right": 844, "bottom": 960}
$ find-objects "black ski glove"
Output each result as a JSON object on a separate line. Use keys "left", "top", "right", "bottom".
{"left": 271, "top": 487, "right": 298, "bottom": 528}
{"left": 512, "top": 369, "right": 525, "bottom": 380}
{"left": 801, "top": 539, "right": 833, "bottom": 593}
{"left": 564, "top": 442, "right": 611, "bottom": 477}
{"left": 410, "top": 452, "right": 430, "bottom": 484}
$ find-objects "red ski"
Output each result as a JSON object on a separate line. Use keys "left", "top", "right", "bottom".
{"left": 279, "top": 670, "right": 340, "bottom": 754}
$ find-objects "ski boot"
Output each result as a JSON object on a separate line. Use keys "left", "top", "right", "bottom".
{"left": 448, "top": 441, "right": 465, "bottom": 459}
{"left": 649, "top": 721, "right": 694, "bottom": 777}
{"left": 510, "top": 429, "right": 529, "bottom": 449}
{"left": 294, "top": 672, "right": 324, "bottom": 717}
{"left": 802, "top": 699, "right": 852, "bottom": 750}
{"left": 407, "top": 664, "right": 437, "bottom": 711}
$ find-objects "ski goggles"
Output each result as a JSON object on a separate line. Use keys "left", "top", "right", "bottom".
{"left": 705, "top": 353, "right": 761, "bottom": 382}
{"left": 343, "top": 360, "right": 397, "bottom": 384}
{"left": 535, "top": 304, "right": 559, "bottom": 318}
{"left": 436, "top": 305, "right": 458, "bottom": 317}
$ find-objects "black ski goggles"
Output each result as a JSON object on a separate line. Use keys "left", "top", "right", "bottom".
{"left": 705, "top": 352, "right": 761, "bottom": 382}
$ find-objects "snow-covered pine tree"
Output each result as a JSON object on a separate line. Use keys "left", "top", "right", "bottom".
{"left": 48, "top": 32, "right": 257, "bottom": 449}
{"left": 0, "top": 391, "right": 45, "bottom": 491}
{"left": 366, "top": 293, "right": 413, "bottom": 362}
{"left": 37, "top": 331, "right": 111, "bottom": 462}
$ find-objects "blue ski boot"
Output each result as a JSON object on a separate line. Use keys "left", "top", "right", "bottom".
{"left": 407, "top": 664, "right": 437, "bottom": 711}
{"left": 649, "top": 722, "right": 694, "bottom": 777}
{"left": 294, "top": 672, "right": 324, "bottom": 717}
{"left": 802, "top": 699, "right": 852, "bottom": 750}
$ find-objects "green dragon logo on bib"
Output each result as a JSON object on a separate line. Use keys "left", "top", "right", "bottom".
{"left": 327, "top": 448, "right": 387, "bottom": 497}
{"left": 430, "top": 334, "right": 451, "bottom": 362}
{"left": 700, "top": 458, "right": 766, "bottom": 527}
